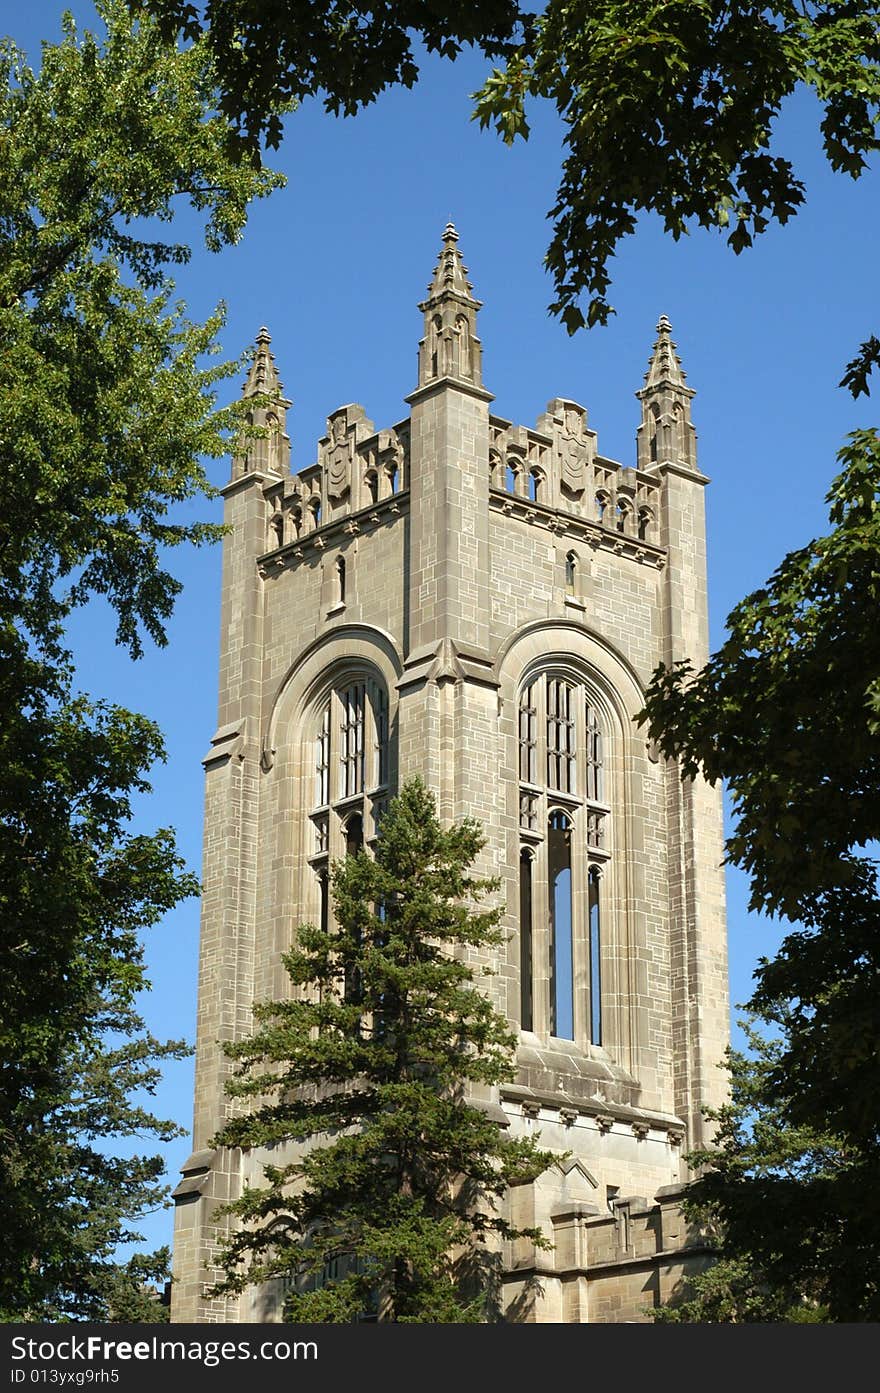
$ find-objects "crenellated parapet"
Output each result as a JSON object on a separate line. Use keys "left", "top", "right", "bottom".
{"left": 488, "top": 399, "right": 664, "bottom": 564}
{"left": 258, "top": 406, "right": 409, "bottom": 561}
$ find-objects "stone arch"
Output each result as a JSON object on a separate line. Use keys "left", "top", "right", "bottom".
{"left": 262, "top": 624, "right": 403, "bottom": 769}
{"left": 495, "top": 620, "right": 647, "bottom": 1084}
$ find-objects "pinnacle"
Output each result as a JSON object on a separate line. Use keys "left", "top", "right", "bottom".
{"left": 643, "top": 313, "right": 687, "bottom": 391}
{"left": 423, "top": 220, "right": 477, "bottom": 305}
{"left": 242, "top": 323, "right": 285, "bottom": 398}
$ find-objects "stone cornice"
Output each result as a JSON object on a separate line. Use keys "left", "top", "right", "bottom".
{"left": 657, "top": 458, "right": 711, "bottom": 485}
{"left": 501, "top": 1081, "right": 685, "bottom": 1137}
{"left": 489, "top": 488, "right": 667, "bottom": 569}
{"left": 221, "top": 467, "right": 283, "bottom": 499}
{"left": 404, "top": 376, "right": 495, "bottom": 407}
{"left": 256, "top": 492, "right": 408, "bottom": 576}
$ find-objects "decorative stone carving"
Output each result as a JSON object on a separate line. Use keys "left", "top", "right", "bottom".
{"left": 326, "top": 410, "right": 353, "bottom": 501}
{"left": 560, "top": 410, "right": 589, "bottom": 495}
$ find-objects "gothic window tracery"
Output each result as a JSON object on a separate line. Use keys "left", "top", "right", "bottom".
{"left": 309, "top": 675, "right": 390, "bottom": 895}
{"left": 517, "top": 672, "right": 611, "bottom": 1047}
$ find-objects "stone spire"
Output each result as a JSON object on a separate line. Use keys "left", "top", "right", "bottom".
{"left": 241, "top": 325, "right": 286, "bottom": 399}
{"left": 233, "top": 326, "right": 292, "bottom": 480}
{"left": 416, "top": 222, "right": 484, "bottom": 389}
{"left": 636, "top": 315, "right": 696, "bottom": 470}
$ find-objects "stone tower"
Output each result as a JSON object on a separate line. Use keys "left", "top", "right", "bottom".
{"left": 171, "top": 226, "right": 729, "bottom": 1323}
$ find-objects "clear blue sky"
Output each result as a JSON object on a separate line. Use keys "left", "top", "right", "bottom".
{"left": 8, "top": 1, "right": 880, "bottom": 1257}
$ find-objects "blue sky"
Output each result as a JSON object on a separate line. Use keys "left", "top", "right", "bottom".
{"left": 8, "top": 2, "right": 880, "bottom": 1256}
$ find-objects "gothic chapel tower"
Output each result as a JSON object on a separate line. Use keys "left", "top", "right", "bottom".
{"left": 171, "top": 227, "right": 729, "bottom": 1323}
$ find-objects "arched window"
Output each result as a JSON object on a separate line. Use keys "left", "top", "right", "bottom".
{"left": 335, "top": 555, "right": 346, "bottom": 606}
{"left": 271, "top": 514, "right": 284, "bottom": 549}
{"left": 505, "top": 461, "right": 518, "bottom": 494}
{"left": 309, "top": 676, "right": 390, "bottom": 893}
{"left": 528, "top": 470, "right": 542, "bottom": 502}
{"left": 616, "top": 500, "right": 632, "bottom": 535}
{"left": 517, "top": 673, "right": 611, "bottom": 1046}
{"left": 595, "top": 491, "right": 608, "bottom": 524}
{"left": 565, "top": 551, "right": 577, "bottom": 591}
{"left": 365, "top": 471, "right": 379, "bottom": 505}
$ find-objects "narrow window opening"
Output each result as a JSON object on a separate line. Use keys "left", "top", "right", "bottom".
{"left": 528, "top": 471, "right": 539, "bottom": 502}
{"left": 547, "top": 679, "right": 575, "bottom": 793}
{"left": 519, "top": 683, "right": 537, "bottom": 784}
{"left": 272, "top": 515, "right": 284, "bottom": 548}
{"left": 315, "top": 701, "right": 330, "bottom": 806}
{"left": 431, "top": 315, "right": 441, "bottom": 377}
{"left": 340, "top": 684, "right": 366, "bottom": 797}
{"left": 519, "top": 850, "right": 533, "bottom": 1032}
{"left": 367, "top": 472, "right": 379, "bottom": 505}
{"left": 313, "top": 814, "right": 329, "bottom": 855}
{"left": 589, "top": 867, "right": 602, "bottom": 1046}
{"left": 342, "top": 814, "right": 365, "bottom": 1009}
{"left": 565, "top": 551, "right": 577, "bottom": 591}
{"left": 345, "top": 813, "right": 363, "bottom": 858}
{"left": 586, "top": 703, "right": 603, "bottom": 802}
{"left": 388, "top": 465, "right": 398, "bottom": 494}
{"left": 505, "top": 462, "right": 517, "bottom": 493}
{"left": 318, "top": 869, "right": 329, "bottom": 937}
{"left": 548, "top": 811, "right": 574, "bottom": 1040}
{"left": 375, "top": 688, "right": 388, "bottom": 788}
{"left": 336, "top": 555, "right": 346, "bottom": 605}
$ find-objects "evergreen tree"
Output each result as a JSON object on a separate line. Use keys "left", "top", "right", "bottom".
{"left": 211, "top": 779, "right": 555, "bottom": 1323}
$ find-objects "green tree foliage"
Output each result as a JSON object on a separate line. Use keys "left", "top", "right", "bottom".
{"left": 0, "top": 0, "right": 280, "bottom": 1318}
{"left": 117, "top": 0, "right": 880, "bottom": 1324}
{"left": 88, "top": 1249, "right": 172, "bottom": 1323}
{"left": 641, "top": 443, "right": 880, "bottom": 1321}
{"left": 135, "top": 1, "right": 880, "bottom": 347}
{"left": 474, "top": 0, "right": 880, "bottom": 334}
{"left": 655, "top": 1023, "right": 863, "bottom": 1322}
{"left": 132, "top": 1, "right": 528, "bottom": 146}
{"left": 211, "top": 780, "right": 555, "bottom": 1323}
